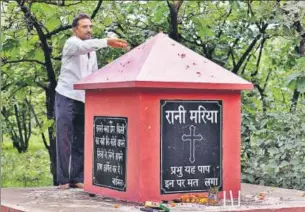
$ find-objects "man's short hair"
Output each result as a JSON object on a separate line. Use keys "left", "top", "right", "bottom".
{"left": 72, "top": 14, "right": 90, "bottom": 28}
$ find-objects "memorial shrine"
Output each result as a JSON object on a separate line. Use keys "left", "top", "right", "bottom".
{"left": 74, "top": 32, "right": 253, "bottom": 202}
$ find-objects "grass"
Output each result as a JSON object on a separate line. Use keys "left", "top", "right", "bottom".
{"left": 1, "top": 133, "right": 53, "bottom": 188}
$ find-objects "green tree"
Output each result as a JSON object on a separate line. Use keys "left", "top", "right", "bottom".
{"left": 1, "top": 0, "right": 305, "bottom": 189}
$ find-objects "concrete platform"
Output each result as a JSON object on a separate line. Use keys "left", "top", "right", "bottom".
{"left": 1, "top": 183, "right": 305, "bottom": 212}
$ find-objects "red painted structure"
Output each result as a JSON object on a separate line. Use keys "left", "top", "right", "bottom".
{"left": 74, "top": 32, "right": 253, "bottom": 203}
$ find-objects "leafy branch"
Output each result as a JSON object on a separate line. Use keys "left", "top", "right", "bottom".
{"left": 45, "top": 0, "right": 103, "bottom": 39}
{"left": 2, "top": 58, "right": 45, "bottom": 66}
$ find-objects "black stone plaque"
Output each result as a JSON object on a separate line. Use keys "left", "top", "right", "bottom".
{"left": 93, "top": 116, "right": 127, "bottom": 191}
{"left": 160, "top": 100, "right": 222, "bottom": 194}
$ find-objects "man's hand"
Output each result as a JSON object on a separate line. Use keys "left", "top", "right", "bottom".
{"left": 107, "top": 38, "right": 129, "bottom": 49}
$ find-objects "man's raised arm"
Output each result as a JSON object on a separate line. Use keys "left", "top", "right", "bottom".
{"left": 63, "top": 37, "right": 128, "bottom": 56}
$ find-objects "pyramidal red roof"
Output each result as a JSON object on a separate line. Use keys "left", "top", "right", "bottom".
{"left": 74, "top": 32, "right": 253, "bottom": 90}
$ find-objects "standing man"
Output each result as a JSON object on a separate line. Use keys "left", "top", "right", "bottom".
{"left": 55, "top": 14, "right": 128, "bottom": 189}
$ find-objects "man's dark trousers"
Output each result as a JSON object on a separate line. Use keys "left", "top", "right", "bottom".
{"left": 55, "top": 92, "right": 85, "bottom": 185}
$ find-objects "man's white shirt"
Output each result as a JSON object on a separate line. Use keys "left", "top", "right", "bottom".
{"left": 56, "top": 35, "right": 108, "bottom": 102}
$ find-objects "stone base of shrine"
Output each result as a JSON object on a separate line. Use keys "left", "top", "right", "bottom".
{"left": 1, "top": 183, "right": 305, "bottom": 212}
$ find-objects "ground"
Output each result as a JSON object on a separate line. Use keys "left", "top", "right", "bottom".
{"left": 2, "top": 184, "right": 305, "bottom": 212}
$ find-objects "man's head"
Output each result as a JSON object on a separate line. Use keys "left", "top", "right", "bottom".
{"left": 72, "top": 14, "right": 92, "bottom": 40}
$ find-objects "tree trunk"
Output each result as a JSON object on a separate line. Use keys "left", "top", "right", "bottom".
{"left": 167, "top": 0, "right": 183, "bottom": 41}
{"left": 18, "top": 0, "right": 58, "bottom": 185}
{"left": 290, "top": 89, "right": 300, "bottom": 113}
{"left": 46, "top": 88, "right": 57, "bottom": 185}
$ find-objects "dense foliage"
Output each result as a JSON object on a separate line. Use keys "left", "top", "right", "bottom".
{"left": 1, "top": 0, "right": 305, "bottom": 189}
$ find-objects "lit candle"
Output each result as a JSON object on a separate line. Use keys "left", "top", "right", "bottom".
{"left": 230, "top": 190, "right": 233, "bottom": 206}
